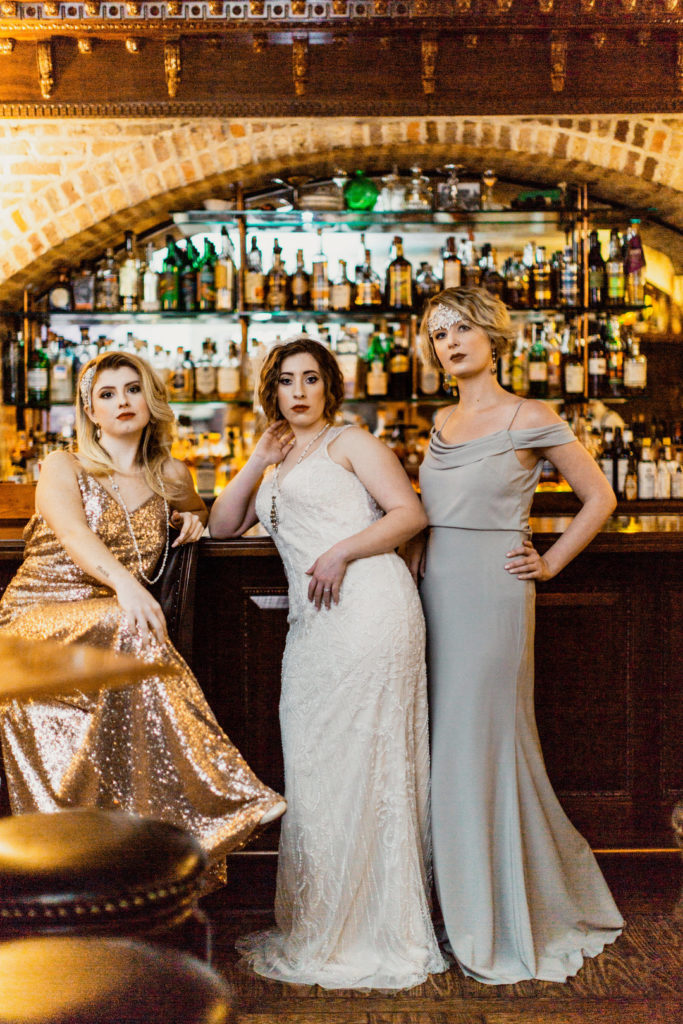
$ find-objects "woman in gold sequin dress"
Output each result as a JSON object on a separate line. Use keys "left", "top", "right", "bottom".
{"left": 0, "top": 351, "right": 285, "bottom": 862}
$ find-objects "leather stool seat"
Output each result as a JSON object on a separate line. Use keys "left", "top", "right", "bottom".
{"left": 0, "top": 809, "right": 208, "bottom": 955}
{"left": 0, "top": 935, "right": 234, "bottom": 1024}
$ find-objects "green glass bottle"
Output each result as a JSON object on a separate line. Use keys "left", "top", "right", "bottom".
{"left": 343, "top": 170, "right": 379, "bottom": 211}
{"left": 159, "top": 235, "right": 181, "bottom": 312}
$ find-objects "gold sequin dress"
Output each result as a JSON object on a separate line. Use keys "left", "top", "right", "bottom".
{"left": 0, "top": 470, "right": 281, "bottom": 861}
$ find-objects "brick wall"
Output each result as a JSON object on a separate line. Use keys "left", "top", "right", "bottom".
{"left": 1, "top": 114, "right": 683, "bottom": 306}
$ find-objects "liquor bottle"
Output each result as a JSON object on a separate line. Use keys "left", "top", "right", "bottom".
{"left": 624, "top": 219, "right": 646, "bottom": 305}
{"left": 310, "top": 229, "right": 330, "bottom": 313}
{"left": 48, "top": 267, "right": 74, "bottom": 312}
{"left": 479, "top": 244, "right": 504, "bottom": 298}
{"left": 168, "top": 346, "right": 195, "bottom": 402}
{"left": 266, "top": 238, "right": 289, "bottom": 312}
{"left": 335, "top": 327, "right": 361, "bottom": 399}
{"left": 196, "top": 239, "right": 217, "bottom": 312}
{"left": 623, "top": 433, "right": 638, "bottom": 501}
{"left": 532, "top": 246, "right": 552, "bottom": 308}
{"left": 559, "top": 245, "right": 580, "bottom": 307}
{"left": 441, "top": 236, "right": 462, "bottom": 290}
{"left": 461, "top": 238, "right": 480, "bottom": 288}
{"left": 152, "top": 344, "right": 171, "bottom": 391}
{"left": 510, "top": 329, "right": 529, "bottom": 397}
{"left": 415, "top": 262, "right": 441, "bottom": 305}
{"left": 217, "top": 340, "right": 241, "bottom": 400}
{"left": 671, "top": 450, "right": 683, "bottom": 499}
{"left": 587, "top": 328, "right": 607, "bottom": 398}
{"left": 503, "top": 252, "right": 531, "bottom": 309}
{"left": 527, "top": 327, "right": 548, "bottom": 399}
{"left": 606, "top": 228, "right": 626, "bottom": 307}
{"left": 118, "top": 230, "right": 139, "bottom": 313}
{"left": 545, "top": 322, "right": 563, "bottom": 399}
{"left": 27, "top": 340, "right": 50, "bottom": 406}
{"left": 140, "top": 242, "right": 161, "bottom": 313}
{"left": 637, "top": 438, "right": 656, "bottom": 499}
{"left": 655, "top": 439, "right": 672, "bottom": 499}
{"left": 497, "top": 344, "right": 513, "bottom": 393}
{"left": 214, "top": 228, "right": 237, "bottom": 312}
{"left": 330, "top": 260, "right": 353, "bottom": 312}
{"left": 419, "top": 353, "right": 441, "bottom": 397}
{"left": 49, "top": 338, "right": 74, "bottom": 404}
{"left": 72, "top": 261, "right": 96, "bottom": 312}
{"left": 385, "top": 235, "right": 413, "bottom": 311}
{"left": 599, "top": 429, "right": 615, "bottom": 490}
{"left": 562, "top": 327, "right": 585, "bottom": 399}
{"left": 244, "top": 237, "right": 265, "bottom": 309}
{"left": 387, "top": 324, "right": 412, "bottom": 399}
{"left": 290, "top": 249, "right": 311, "bottom": 310}
{"left": 179, "top": 239, "right": 199, "bottom": 313}
{"left": 194, "top": 339, "right": 217, "bottom": 400}
{"left": 587, "top": 230, "right": 606, "bottom": 308}
{"left": 613, "top": 426, "right": 629, "bottom": 498}
{"left": 2, "top": 329, "right": 25, "bottom": 406}
{"left": 159, "top": 236, "right": 181, "bottom": 312}
{"left": 354, "top": 247, "right": 383, "bottom": 310}
{"left": 623, "top": 333, "right": 647, "bottom": 392}
{"left": 364, "top": 322, "right": 389, "bottom": 397}
{"left": 603, "top": 316, "right": 624, "bottom": 397}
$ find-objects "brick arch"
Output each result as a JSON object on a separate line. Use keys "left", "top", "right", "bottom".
{"left": 1, "top": 114, "right": 683, "bottom": 307}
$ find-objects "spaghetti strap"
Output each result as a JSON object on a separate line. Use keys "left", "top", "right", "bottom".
{"left": 507, "top": 400, "right": 526, "bottom": 431}
{"left": 437, "top": 405, "right": 458, "bottom": 437}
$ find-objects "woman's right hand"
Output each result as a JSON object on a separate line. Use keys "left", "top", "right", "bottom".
{"left": 115, "top": 576, "right": 167, "bottom": 645}
{"left": 251, "top": 420, "right": 295, "bottom": 467}
{"left": 401, "top": 532, "right": 427, "bottom": 584}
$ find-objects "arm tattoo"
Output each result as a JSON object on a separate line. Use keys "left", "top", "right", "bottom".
{"left": 95, "top": 564, "right": 111, "bottom": 580}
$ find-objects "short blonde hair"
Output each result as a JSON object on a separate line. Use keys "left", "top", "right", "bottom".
{"left": 418, "top": 287, "right": 514, "bottom": 371}
{"left": 76, "top": 351, "right": 180, "bottom": 498}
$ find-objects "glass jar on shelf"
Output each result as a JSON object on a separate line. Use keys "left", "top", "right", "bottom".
{"left": 404, "top": 167, "right": 433, "bottom": 212}
{"left": 435, "top": 164, "right": 464, "bottom": 212}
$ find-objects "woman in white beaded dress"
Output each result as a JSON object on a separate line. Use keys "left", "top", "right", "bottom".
{"left": 209, "top": 336, "right": 446, "bottom": 990}
{"left": 0, "top": 351, "right": 285, "bottom": 864}
{"left": 408, "top": 287, "right": 624, "bottom": 984}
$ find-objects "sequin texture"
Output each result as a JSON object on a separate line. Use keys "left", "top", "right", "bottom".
{"left": 0, "top": 471, "right": 281, "bottom": 862}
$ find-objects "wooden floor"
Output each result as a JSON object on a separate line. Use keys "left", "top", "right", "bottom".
{"left": 201, "top": 854, "right": 683, "bottom": 1024}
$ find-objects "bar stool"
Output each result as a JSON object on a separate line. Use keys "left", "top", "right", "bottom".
{"left": 0, "top": 935, "right": 234, "bottom": 1024}
{"left": 0, "top": 808, "right": 211, "bottom": 960}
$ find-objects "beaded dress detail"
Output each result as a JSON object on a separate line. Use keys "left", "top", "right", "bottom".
{"left": 238, "top": 425, "right": 447, "bottom": 990}
{"left": 0, "top": 470, "right": 281, "bottom": 860}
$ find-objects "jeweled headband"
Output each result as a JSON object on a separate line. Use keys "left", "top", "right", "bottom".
{"left": 79, "top": 365, "right": 97, "bottom": 409}
{"left": 428, "top": 304, "right": 465, "bottom": 335}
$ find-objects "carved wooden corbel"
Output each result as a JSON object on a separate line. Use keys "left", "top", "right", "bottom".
{"left": 125, "top": 38, "right": 140, "bottom": 53}
{"left": 167, "top": 1, "right": 182, "bottom": 15}
{"left": 373, "top": 0, "right": 389, "bottom": 13}
{"left": 84, "top": 1, "right": 100, "bottom": 15}
{"left": 77, "top": 38, "right": 93, "bottom": 54}
{"left": 250, "top": 0, "right": 265, "bottom": 14}
{"left": 37, "top": 39, "right": 53, "bottom": 99}
{"left": 580, "top": 0, "right": 596, "bottom": 10}
{"left": 664, "top": 0, "right": 680, "bottom": 12}
{"left": 0, "top": 2, "right": 17, "bottom": 17}
{"left": 0, "top": 38, "right": 15, "bottom": 55}
{"left": 591, "top": 32, "right": 606, "bottom": 50}
{"left": 620, "top": 0, "right": 637, "bottom": 9}
{"left": 496, "top": 0, "right": 514, "bottom": 11}
{"left": 292, "top": 36, "right": 308, "bottom": 97}
{"left": 291, "top": 0, "right": 307, "bottom": 14}
{"left": 43, "top": 1, "right": 60, "bottom": 16}
{"left": 332, "top": 0, "right": 347, "bottom": 13}
{"left": 421, "top": 35, "right": 437, "bottom": 96}
{"left": 252, "top": 31, "right": 267, "bottom": 53}
{"left": 538, "top": 0, "right": 554, "bottom": 11}
{"left": 414, "top": 0, "right": 429, "bottom": 15}
{"left": 209, "top": 1, "right": 224, "bottom": 12}
{"left": 550, "top": 31, "right": 567, "bottom": 92}
{"left": 454, "top": 0, "right": 471, "bottom": 10}
{"left": 637, "top": 29, "right": 651, "bottom": 46}
{"left": 126, "top": 1, "right": 142, "bottom": 14}
{"left": 464, "top": 34, "right": 478, "bottom": 49}
{"left": 164, "top": 40, "right": 181, "bottom": 98}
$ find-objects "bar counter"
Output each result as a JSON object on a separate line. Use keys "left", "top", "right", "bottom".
{"left": 0, "top": 515, "right": 681, "bottom": 851}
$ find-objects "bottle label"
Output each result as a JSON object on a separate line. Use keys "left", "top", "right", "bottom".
{"left": 119, "top": 264, "right": 138, "bottom": 299}
{"left": 291, "top": 275, "right": 310, "bottom": 298}
{"left": 624, "top": 474, "right": 638, "bottom": 501}
{"left": 443, "top": 261, "right": 462, "bottom": 289}
{"left": 588, "top": 356, "right": 607, "bottom": 375}
{"left": 419, "top": 363, "right": 440, "bottom": 395}
{"left": 388, "top": 267, "right": 413, "bottom": 307}
{"left": 72, "top": 279, "right": 95, "bottom": 312}
{"left": 564, "top": 363, "right": 584, "bottom": 394}
{"left": 588, "top": 269, "right": 605, "bottom": 290}
{"left": 623, "top": 359, "right": 646, "bottom": 388}
{"left": 195, "top": 366, "right": 216, "bottom": 397}
{"left": 528, "top": 361, "right": 548, "bottom": 382}
{"left": 27, "top": 368, "right": 49, "bottom": 393}
{"left": 217, "top": 366, "right": 240, "bottom": 397}
{"left": 637, "top": 462, "right": 656, "bottom": 499}
{"left": 245, "top": 272, "right": 265, "bottom": 306}
{"left": 389, "top": 354, "right": 410, "bottom": 374}
{"left": 330, "top": 283, "right": 351, "bottom": 311}
{"left": 366, "top": 363, "right": 387, "bottom": 396}
{"left": 49, "top": 287, "right": 71, "bottom": 310}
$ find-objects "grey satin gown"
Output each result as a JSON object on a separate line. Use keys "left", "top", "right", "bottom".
{"left": 419, "top": 404, "right": 623, "bottom": 984}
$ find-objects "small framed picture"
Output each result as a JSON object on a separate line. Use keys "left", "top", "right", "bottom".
{"left": 456, "top": 181, "right": 481, "bottom": 211}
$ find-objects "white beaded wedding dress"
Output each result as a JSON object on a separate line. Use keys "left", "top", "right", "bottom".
{"left": 237, "top": 425, "right": 446, "bottom": 990}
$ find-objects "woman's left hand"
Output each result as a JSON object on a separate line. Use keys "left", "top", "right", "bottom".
{"left": 504, "top": 539, "right": 553, "bottom": 581}
{"left": 305, "top": 546, "right": 349, "bottom": 609}
{"left": 170, "top": 510, "right": 205, "bottom": 546}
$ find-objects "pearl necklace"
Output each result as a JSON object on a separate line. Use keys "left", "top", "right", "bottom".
{"left": 270, "top": 423, "right": 330, "bottom": 533}
{"left": 108, "top": 472, "right": 170, "bottom": 585}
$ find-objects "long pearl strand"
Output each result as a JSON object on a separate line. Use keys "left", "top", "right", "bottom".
{"left": 108, "top": 472, "right": 170, "bottom": 585}
{"left": 270, "top": 422, "right": 330, "bottom": 534}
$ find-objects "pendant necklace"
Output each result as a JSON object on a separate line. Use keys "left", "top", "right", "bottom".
{"left": 108, "top": 471, "right": 170, "bottom": 585}
{"left": 270, "top": 423, "right": 330, "bottom": 533}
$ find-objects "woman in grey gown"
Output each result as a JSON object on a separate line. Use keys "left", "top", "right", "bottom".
{"left": 408, "top": 287, "right": 624, "bottom": 984}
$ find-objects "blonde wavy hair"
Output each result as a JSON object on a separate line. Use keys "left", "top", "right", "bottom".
{"left": 418, "top": 286, "right": 515, "bottom": 371}
{"left": 76, "top": 351, "right": 180, "bottom": 499}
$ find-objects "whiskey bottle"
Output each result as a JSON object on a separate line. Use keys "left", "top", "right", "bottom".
{"left": 354, "top": 247, "right": 383, "bottom": 310}
{"left": 168, "top": 346, "right": 195, "bottom": 402}
{"left": 527, "top": 327, "right": 549, "bottom": 399}
{"left": 479, "top": 244, "right": 504, "bottom": 298}
{"left": 140, "top": 243, "right": 161, "bottom": 313}
{"left": 503, "top": 252, "right": 531, "bottom": 309}
{"left": 364, "top": 322, "right": 389, "bottom": 397}
{"left": 385, "top": 235, "right": 413, "bottom": 311}
{"left": 194, "top": 339, "right": 218, "bottom": 400}
{"left": 196, "top": 239, "right": 217, "bottom": 312}
{"left": 266, "top": 238, "right": 289, "bottom": 312}
{"left": 587, "top": 327, "right": 608, "bottom": 398}
{"left": 330, "top": 260, "right": 352, "bottom": 312}
{"left": 587, "top": 230, "right": 606, "bottom": 308}
{"left": 48, "top": 267, "right": 74, "bottom": 313}
{"left": 179, "top": 239, "right": 200, "bottom": 313}
{"left": 562, "top": 328, "right": 585, "bottom": 399}
{"left": 310, "top": 229, "right": 330, "bottom": 313}
{"left": 290, "top": 249, "right": 311, "bottom": 310}
{"left": 532, "top": 246, "right": 552, "bottom": 308}
{"left": 214, "top": 227, "right": 237, "bottom": 312}
{"left": 637, "top": 438, "right": 656, "bottom": 499}
{"left": 415, "top": 262, "right": 441, "bottom": 304}
{"left": 335, "top": 326, "right": 361, "bottom": 399}
{"left": 603, "top": 316, "right": 624, "bottom": 397}
{"left": 72, "top": 262, "right": 96, "bottom": 313}
{"left": 606, "top": 229, "right": 626, "bottom": 307}
{"left": 387, "top": 324, "right": 412, "bottom": 400}
{"left": 118, "top": 230, "right": 139, "bottom": 313}
{"left": 27, "top": 340, "right": 50, "bottom": 406}
{"left": 461, "top": 238, "right": 481, "bottom": 288}
{"left": 95, "top": 248, "right": 120, "bottom": 313}
{"left": 217, "top": 340, "right": 241, "bottom": 401}
{"left": 441, "top": 236, "right": 462, "bottom": 290}
{"left": 244, "top": 237, "right": 266, "bottom": 309}
{"left": 624, "top": 219, "right": 646, "bottom": 305}
{"left": 159, "top": 236, "right": 181, "bottom": 312}
{"left": 2, "top": 329, "right": 25, "bottom": 406}
{"left": 49, "top": 337, "right": 74, "bottom": 405}
{"left": 623, "top": 333, "right": 647, "bottom": 392}
{"left": 559, "top": 245, "right": 580, "bottom": 307}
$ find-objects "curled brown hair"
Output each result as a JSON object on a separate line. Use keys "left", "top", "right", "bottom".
{"left": 418, "top": 286, "right": 515, "bottom": 371}
{"left": 258, "top": 336, "right": 344, "bottom": 423}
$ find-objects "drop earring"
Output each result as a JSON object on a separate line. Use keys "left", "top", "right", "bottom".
{"left": 94, "top": 424, "right": 101, "bottom": 441}
{"left": 490, "top": 344, "right": 498, "bottom": 375}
